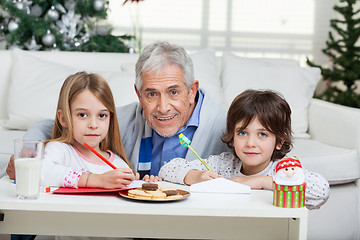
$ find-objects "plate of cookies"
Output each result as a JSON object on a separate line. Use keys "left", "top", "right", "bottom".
{"left": 119, "top": 183, "right": 190, "bottom": 201}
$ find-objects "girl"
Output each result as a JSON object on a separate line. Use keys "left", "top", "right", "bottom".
{"left": 41, "top": 71, "right": 135, "bottom": 189}
{"left": 159, "top": 89, "right": 330, "bottom": 209}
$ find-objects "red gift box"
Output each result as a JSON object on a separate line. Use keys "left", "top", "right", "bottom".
{"left": 273, "top": 181, "right": 306, "bottom": 208}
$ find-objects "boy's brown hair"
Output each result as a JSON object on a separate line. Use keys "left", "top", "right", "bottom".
{"left": 222, "top": 89, "right": 293, "bottom": 161}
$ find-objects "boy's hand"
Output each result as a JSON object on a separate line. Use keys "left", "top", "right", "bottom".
{"left": 229, "top": 176, "right": 273, "bottom": 190}
{"left": 135, "top": 172, "right": 162, "bottom": 182}
{"left": 184, "top": 169, "right": 223, "bottom": 185}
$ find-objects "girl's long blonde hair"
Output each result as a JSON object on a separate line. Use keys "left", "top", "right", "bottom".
{"left": 51, "top": 71, "right": 133, "bottom": 171}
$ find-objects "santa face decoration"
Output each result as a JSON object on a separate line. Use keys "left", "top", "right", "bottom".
{"left": 274, "top": 157, "right": 305, "bottom": 186}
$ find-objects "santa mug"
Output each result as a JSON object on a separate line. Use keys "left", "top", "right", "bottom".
{"left": 272, "top": 157, "right": 306, "bottom": 208}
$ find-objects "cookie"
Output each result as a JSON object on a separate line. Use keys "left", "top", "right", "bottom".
{"left": 160, "top": 186, "right": 177, "bottom": 191}
{"left": 149, "top": 191, "right": 167, "bottom": 199}
{"left": 128, "top": 189, "right": 152, "bottom": 199}
{"left": 142, "top": 183, "right": 159, "bottom": 191}
{"left": 162, "top": 189, "right": 179, "bottom": 196}
{"left": 166, "top": 194, "right": 183, "bottom": 200}
{"left": 133, "top": 195, "right": 152, "bottom": 200}
{"left": 128, "top": 189, "right": 143, "bottom": 197}
{"left": 127, "top": 185, "right": 184, "bottom": 201}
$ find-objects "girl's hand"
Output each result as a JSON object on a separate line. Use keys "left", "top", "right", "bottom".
{"left": 229, "top": 176, "right": 273, "bottom": 190}
{"left": 184, "top": 170, "right": 223, "bottom": 185}
{"left": 135, "top": 172, "right": 162, "bottom": 182}
{"left": 86, "top": 168, "right": 135, "bottom": 189}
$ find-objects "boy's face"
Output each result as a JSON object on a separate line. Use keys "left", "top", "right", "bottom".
{"left": 233, "top": 117, "right": 283, "bottom": 175}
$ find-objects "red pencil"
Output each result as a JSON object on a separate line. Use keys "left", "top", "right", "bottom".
{"left": 84, "top": 142, "right": 117, "bottom": 169}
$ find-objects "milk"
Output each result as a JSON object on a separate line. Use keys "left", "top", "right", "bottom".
{"left": 15, "top": 158, "right": 42, "bottom": 199}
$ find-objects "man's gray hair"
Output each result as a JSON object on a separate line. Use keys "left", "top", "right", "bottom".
{"left": 135, "top": 41, "right": 195, "bottom": 93}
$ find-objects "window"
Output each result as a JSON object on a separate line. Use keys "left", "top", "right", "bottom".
{"left": 108, "top": 0, "right": 337, "bottom": 66}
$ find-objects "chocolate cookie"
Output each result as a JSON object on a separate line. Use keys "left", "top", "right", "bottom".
{"left": 163, "top": 189, "right": 179, "bottom": 196}
{"left": 142, "top": 183, "right": 158, "bottom": 191}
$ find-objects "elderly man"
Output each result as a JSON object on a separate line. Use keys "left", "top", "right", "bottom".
{"left": 7, "top": 41, "right": 228, "bottom": 181}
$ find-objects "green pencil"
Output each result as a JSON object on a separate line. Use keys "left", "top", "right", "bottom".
{"left": 178, "top": 133, "right": 213, "bottom": 171}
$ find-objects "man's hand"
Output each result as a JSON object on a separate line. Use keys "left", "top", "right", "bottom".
{"left": 6, "top": 155, "right": 16, "bottom": 180}
{"left": 135, "top": 172, "right": 162, "bottom": 182}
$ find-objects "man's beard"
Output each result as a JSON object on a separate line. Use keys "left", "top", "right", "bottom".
{"left": 154, "top": 123, "right": 181, "bottom": 138}
{"left": 151, "top": 112, "right": 181, "bottom": 138}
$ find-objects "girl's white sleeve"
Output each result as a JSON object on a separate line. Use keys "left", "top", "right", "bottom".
{"left": 158, "top": 154, "right": 225, "bottom": 184}
{"left": 40, "top": 142, "right": 83, "bottom": 188}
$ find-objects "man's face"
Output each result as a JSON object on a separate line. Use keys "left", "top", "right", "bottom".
{"left": 135, "top": 64, "right": 198, "bottom": 137}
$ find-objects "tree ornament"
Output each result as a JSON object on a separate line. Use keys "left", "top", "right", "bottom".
{"left": 64, "top": 0, "right": 76, "bottom": 11}
{"left": 56, "top": 9, "right": 82, "bottom": 49}
{"left": 47, "top": 6, "right": 60, "bottom": 21}
{"left": 55, "top": 3, "right": 67, "bottom": 14}
{"left": 42, "top": 30, "right": 56, "bottom": 46}
{"left": 25, "top": 36, "right": 42, "bottom": 51}
{"left": 8, "top": 20, "right": 19, "bottom": 32}
{"left": 15, "top": 2, "right": 25, "bottom": 11}
{"left": 30, "top": 5, "right": 43, "bottom": 17}
{"left": 93, "top": 0, "right": 105, "bottom": 11}
{"left": 14, "top": 0, "right": 32, "bottom": 14}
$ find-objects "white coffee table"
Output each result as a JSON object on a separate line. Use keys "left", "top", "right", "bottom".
{"left": 0, "top": 176, "right": 308, "bottom": 239}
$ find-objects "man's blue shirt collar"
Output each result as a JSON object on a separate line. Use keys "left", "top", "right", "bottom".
{"left": 178, "top": 89, "right": 203, "bottom": 133}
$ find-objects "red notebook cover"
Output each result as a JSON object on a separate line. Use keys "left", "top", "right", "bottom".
{"left": 52, "top": 180, "right": 145, "bottom": 194}
{"left": 53, "top": 186, "right": 135, "bottom": 194}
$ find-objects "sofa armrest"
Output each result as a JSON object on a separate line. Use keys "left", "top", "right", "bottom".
{"left": 308, "top": 98, "right": 360, "bottom": 154}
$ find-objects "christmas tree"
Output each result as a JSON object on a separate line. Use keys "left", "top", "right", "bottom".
{"left": 307, "top": 0, "right": 360, "bottom": 108}
{"left": 0, "top": 0, "right": 134, "bottom": 52}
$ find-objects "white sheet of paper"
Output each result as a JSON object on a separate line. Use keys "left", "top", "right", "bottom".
{"left": 190, "top": 178, "right": 251, "bottom": 194}
{"left": 126, "top": 180, "right": 146, "bottom": 188}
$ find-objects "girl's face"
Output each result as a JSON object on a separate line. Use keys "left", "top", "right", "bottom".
{"left": 69, "top": 89, "right": 110, "bottom": 152}
{"left": 233, "top": 117, "right": 282, "bottom": 175}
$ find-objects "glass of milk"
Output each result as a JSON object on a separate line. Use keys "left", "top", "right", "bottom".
{"left": 14, "top": 139, "right": 44, "bottom": 199}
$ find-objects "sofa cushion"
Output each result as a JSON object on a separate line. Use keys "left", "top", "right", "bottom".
{"left": 290, "top": 138, "right": 360, "bottom": 185}
{"left": 0, "top": 50, "right": 139, "bottom": 130}
{"left": 1, "top": 48, "right": 223, "bottom": 130}
{"left": 0, "top": 51, "right": 13, "bottom": 121}
{"left": 221, "top": 53, "right": 320, "bottom": 138}
{"left": 190, "top": 49, "right": 224, "bottom": 105}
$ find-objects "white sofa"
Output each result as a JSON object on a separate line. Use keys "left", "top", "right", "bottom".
{"left": 0, "top": 49, "right": 360, "bottom": 240}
